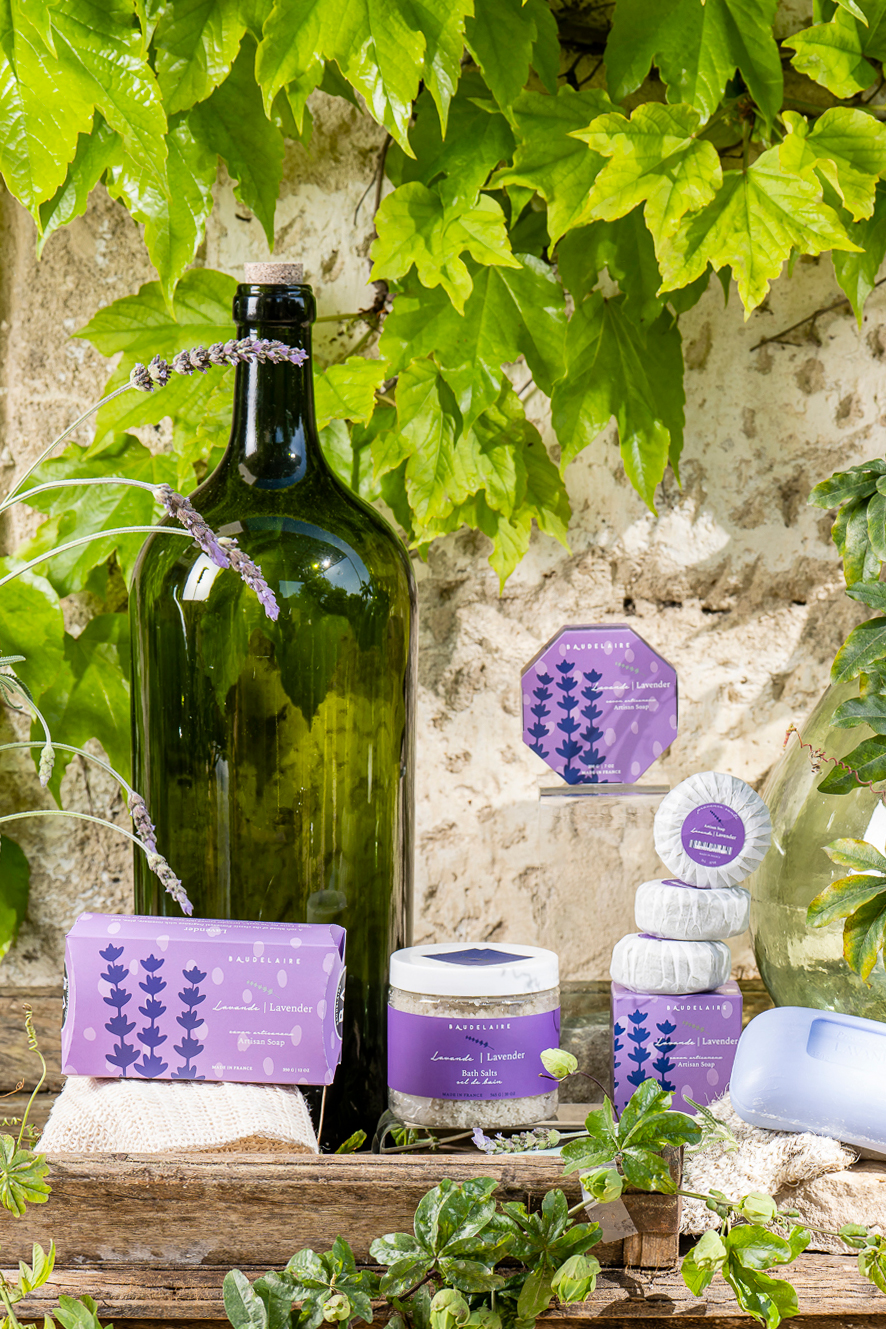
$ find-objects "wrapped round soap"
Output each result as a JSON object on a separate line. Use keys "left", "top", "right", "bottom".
{"left": 634, "top": 878, "right": 750, "bottom": 941}
{"left": 653, "top": 771, "right": 771, "bottom": 888}
{"left": 610, "top": 933, "right": 731, "bottom": 994}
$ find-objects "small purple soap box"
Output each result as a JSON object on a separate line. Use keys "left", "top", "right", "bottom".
{"left": 62, "top": 913, "right": 346, "bottom": 1086}
{"left": 611, "top": 980, "right": 742, "bottom": 1115}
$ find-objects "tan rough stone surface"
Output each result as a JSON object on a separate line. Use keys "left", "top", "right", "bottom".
{"left": 776, "top": 1162, "right": 886, "bottom": 1253}
{"left": 0, "top": 96, "right": 876, "bottom": 990}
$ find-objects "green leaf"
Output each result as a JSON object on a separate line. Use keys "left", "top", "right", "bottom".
{"left": 53, "top": 1295, "right": 104, "bottom": 1329}
{"left": 224, "top": 1269, "right": 269, "bottom": 1329}
{"left": 578, "top": 103, "right": 723, "bottom": 249}
{"left": 386, "top": 75, "right": 515, "bottom": 210}
{"left": 106, "top": 112, "right": 217, "bottom": 303}
{"left": 831, "top": 495, "right": 881, "bottom": 584}
{"left": 372, "top": 184, "right": 519, "bottom": 313}
{"left": 550, "top": 295, "right": 684, "bottom": 508}
{"left": 728, "top": 1226, "right": 795, "bottom": 1270}
{"left": 780, "top": 108, "right": 886, "bottom": 222}
{"left": 0, "top": 565, "right": 64, "bottom": 700}
{"left": 0, "top": 1137, "right": 50, "bottom": 1216}
{"left": 36, "top": 115, "right": 119, "bottom": 257}
{"left": 155, "top": 0, "right": 248, "bottom": 112}
{"left": 659, "top": 147, "right": 861, "bottom": 313}
{"left": 399, "top": 0, "right": 475, "bottom": 133}
{"left": 785, "top": 1, "right": 886, "bottom": 97}
{"left": 190, "top": 35, "right": 284, "bottom": 246}
{"left": 618, "top": 1078, "right": 673, "bottom": 1138}
{"left": 681, "top": 1245, "right": 717, "bottom": 1297}
{"left": 254, "top": 0, "right": 324, "bottom": 127}
{"left": 379, "top": 257, "right": 567, "bottom": 429}
{"left": 0, "top": 835, "right": 29, "bottom": 962}
{"left": 809, "top": 462, "right": 883, "bottom": 508}
{"left": 722, "top": 1257, "right": 799, "bottom": 1329}
{"left": 19, "top": 1242, "right": 56, "bottom": 1294}
{"left": 825, "top": 837, "right": 886, "bottom": 873}
{"left": 832, "top": 616, "right": 886, "bottom": 682}
{"left": 315, "top": 358, "right": 387, "bottom": 429}
{"left": 833, "top": 692, "right": 886, "bottom": 730}
{"left": 464, "top": 0, "right": 559, "bottom": 112}
{"left": 844, "top": 891, "right": 886, "bottom": 979}
{"left": 628, "top": 1110, "right": 703, "bottom": 1150}
{"left": 390, "top": 358, "right": 467, "bottom": 521}
{"left": 557, "top": 214, "right": 666, "bottom": 323}
{"left": 846, "top": 580, "right": 886, "bottom": 616}
{"left": 605, "top": 0, "right": 783, "bottom": 127}
{"left": 560, "top": 1138, "right": 617, "bottom": 1175}
{"left": 818, "top": 735, "right": 886, "bottom": 792}
{"left": 808, "top": 873, "right": 886, "bottom": 928}
{"left": 493, "top": 88, "right": 614, "bottom": 245}
{"left": 515, "top": 1264, "right": 555, "bottom": 1321}
{"left": 834, "top": 182, "right": 886, "bottom": 320}
{"left": 620, "top": 1147, "right": 677, "bottom": 1193}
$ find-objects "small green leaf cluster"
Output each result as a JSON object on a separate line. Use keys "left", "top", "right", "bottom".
{"left": 681, "top": 1216, "right": 810, "bottom": 1329}
{"left": 561, "top": 1079, "right": 703, "bottom": 1193}
{"left": 224, "top": 1178, "right": 602, "bottom": 1329}
{"left": 807, "top": 837, "right": 886, "bottom": 980}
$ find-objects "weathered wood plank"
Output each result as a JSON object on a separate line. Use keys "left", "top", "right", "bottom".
{"left": 8, "top": 1255, "right": 886, "bottom": 1324}
{"left": 0, "top": 1091, "right": 57, "bottom": 1134}
{"left": 0, "top": 987, "right": 64, "bottom": 1093}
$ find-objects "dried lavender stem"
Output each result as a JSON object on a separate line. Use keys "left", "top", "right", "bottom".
{"left": 0, "top": 526, "right": 191, "bottom": 591}
{"left": 0, "top": 741, "right": 135, "bottom": 797}
{"left": 2, "top": 384, "right": 134, "bottom": 503}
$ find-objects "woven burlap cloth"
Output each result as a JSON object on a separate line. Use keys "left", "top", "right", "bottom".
{"left": 39, "top": 1076, "right": 318, "bottom": 1153}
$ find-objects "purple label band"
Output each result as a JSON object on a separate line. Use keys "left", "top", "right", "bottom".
{"left": 388, "top": 1006, "right": 561, "bottom": 1101}
{"left": 680, "top": 802, "right": 746, "bottom": 867}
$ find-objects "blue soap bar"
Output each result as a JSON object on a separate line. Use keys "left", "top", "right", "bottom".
{"left": 730, "top": 1005, "right": 886, "bottom": 1153}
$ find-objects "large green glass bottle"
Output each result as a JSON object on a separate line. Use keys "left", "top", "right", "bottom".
{"left": 130, "top": 267, "right": 416, "bottom": 1144}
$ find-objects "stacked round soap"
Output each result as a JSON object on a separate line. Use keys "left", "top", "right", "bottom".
{"left": 609, "top": 772, "right": 771, "bottom": 995}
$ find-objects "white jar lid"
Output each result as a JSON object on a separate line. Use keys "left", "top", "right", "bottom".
{"left": 389, "top": 942, "right": 559, "bottom": 996}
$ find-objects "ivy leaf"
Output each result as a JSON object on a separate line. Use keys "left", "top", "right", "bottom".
{"left": 818, "top": 734, "right": 886, "bottom": 792}
{"left": 36, "top": 115, "right": 119, "bottom": 258}
{"left": 578, "top": 103, "right": 723, "bottom": 249}
{"left": 379, "top": 258, "right": 567, "bottom": 430}
{"left": 834, "top": 182, "right": 886, "bottom": 320}
{"left": 190, "top": 36, "right": 284, "bottom": 247}
{"left": 0, "top": 835, "right": 30, "bottom": 963}
{"left": 785, "top": 2, "right": 886, "bottom": 97}
{"left": 106, "top": 112, "right": 217, "bottom": 303}
{"left": 314, "top": 358, "right": 387, "bottom": 430}
{"left": 551, "top": 295, "right": 684, "bottom": 508}
{"left": 464, "top": 0, "right": 559, "bottom": 112}
{"left": 0, "top": 565, "right": 64, "bottom": 700}
{"left": 386, "top": 76, "right": 515, "bottom": 210}
{"left": 658, "top": 148, "right": 861, "bottom": 312}
{"left": 372, "top": 184, "right": 518, "bottom": 313}
{"left": 605, "top": 0, "right": 783, "bottom": 128}
{"left": 492, "top": 88, "right": 614, "bottom": 245}
{"left": 780, "top": 109, "right": 886, "bottom": 222}
{"left": 154, "top": 0, "right": 248, "bottom": 113}
{"left": 832, "top": 616, "right": 886, "bottom": 682}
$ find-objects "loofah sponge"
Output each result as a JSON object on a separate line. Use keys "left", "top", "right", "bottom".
{"left": 653, "top": 771, "right": 772, "bottom": 888}
{"left": 634, "top": 878, "right": 750, "bottom": 941}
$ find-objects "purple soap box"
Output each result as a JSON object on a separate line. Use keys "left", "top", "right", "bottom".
{"left": 62, "top": 913, "right": 346, "bottom": 1086}
{"left": 611, "top": 980, "right": 742, "bottom": 1115}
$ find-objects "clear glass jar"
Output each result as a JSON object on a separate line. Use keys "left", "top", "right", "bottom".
{"left": 749, "top": 683, "right": 886, "bottom": 1018}
{"left": 387, "top": 943, "right": 560, "bottom": 1129}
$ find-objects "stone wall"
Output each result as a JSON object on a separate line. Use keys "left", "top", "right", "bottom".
{"left": 0, "top": 91, "right": 874, "bottom": 989}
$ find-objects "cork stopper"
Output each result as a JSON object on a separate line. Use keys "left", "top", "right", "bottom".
{"left": 244, "top": 262, "right": 304, "bottom": 284}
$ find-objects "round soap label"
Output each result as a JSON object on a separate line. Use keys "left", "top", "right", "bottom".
{"left": 680, "top": 802, "right": 746, "bottom": 867}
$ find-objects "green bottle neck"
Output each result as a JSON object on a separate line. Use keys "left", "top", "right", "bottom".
{"left": 224, "top": 284, "right": 331, "bottom": 490}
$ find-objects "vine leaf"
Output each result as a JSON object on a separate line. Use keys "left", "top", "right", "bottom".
{"left": 464, "top": 0, "right": 559, "bottom": 112}
{"left": 785, "top": 1, "right": 886, "bottom": 98}
{"left": 577, "top": 103, "right": 723, "bottom": 249}
{"left": 833, "top": 181, "right": 886, "bottom": 320}
{"left": 372, "top": 184, "right": 519, "bottom": 312}
{"left": 190, "top": 36, "right": 284, "bottom": 247}
{"left": 558, "top": 214, "right": 667, "bottom": 323}
{"left": 550, "top": 295, "right": 684, "bottom": 507}
{"left": 36, "top": 116, "right": 119, "bottom": 258}
{"left": 492, "top": 88, "right": 614, "bottom": 244}
{"left": 314, "top": 358, "right": 388, "bottom": 430}
{"left": 605, "top": 0, "right": 783, "bottom": 128}
{"left": 0, "top": 834, "right": 30, "bottom": 962}
{"left": 154, "top": 0, "right": 247, "bottom": 113}
{"left": 658, "top": 147, "right": 861, "bottom": 312}
{"left": 0, "top": 565, "right": 64, "bottom": 700}
{"left": 780, "top": 108, "right": 886, "bottom": 221}
{"left": 379, "top": 258, "right": 567, "bottom": 430}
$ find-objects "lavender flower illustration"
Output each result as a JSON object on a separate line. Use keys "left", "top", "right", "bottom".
{"left": 100, "top": 943, "right": 139, "bottom": 1077}
{"left": 135, "top": 954, "right": 169, "bottom": 1078}
{"left": 653, "top": 1018, "right": 678, "bottom": 1093}
{"left": 554, "top": 659, "right": 585, "bottom": 784}
{"left": 172, "top": 965, "right": 207, "bottom": 1080}
{"left": 579, "top": 668, "right": 607, "bottom": 782}
{"left": 527, "top": 671, "right": 553, "bottom": 758}
{"left": 626, "top": 1007, "right": 652, "bottom": 1088}
{"left": 613, "top": 1019, "right": 624, "bottom": 1078}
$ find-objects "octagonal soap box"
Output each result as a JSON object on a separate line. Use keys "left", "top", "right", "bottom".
{"left": 521, "top": 624, "right": 678, "bottom": 784}
{"left": 61, "top": 913, "right": 346, "bottom": 1086}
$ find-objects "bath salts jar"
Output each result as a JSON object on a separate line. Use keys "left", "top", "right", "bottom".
{"left": 387, "top": 942, "right": 560, "bottom": 1129}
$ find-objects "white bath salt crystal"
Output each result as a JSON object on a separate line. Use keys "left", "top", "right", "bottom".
{"left": 634, "top": 878, "right": 750, "bottom": 941}
{"left": 610, "top": 933, "right": 731, "bottom": 995}
{"left": 653, "top": 771, "right": 772, "bottom": 888}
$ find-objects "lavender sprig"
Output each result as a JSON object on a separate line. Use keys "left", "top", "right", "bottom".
{"left": 472, "top": 1126, "right": 561, "bottom": 1155}
{"left": 130, "top": 338, "right": 308, "bottom": 392}
{"left": 127, "top": 791, "right": 192, "bottom": 916}
{"left": 155, "top": 485, "right": 280, "bottom": 621}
